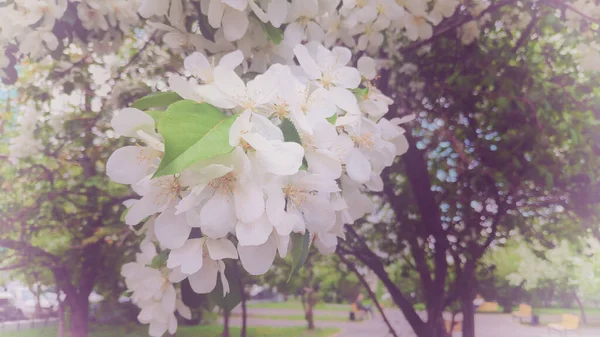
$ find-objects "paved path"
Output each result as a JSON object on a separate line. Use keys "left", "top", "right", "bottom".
{"left": 231, "top": 307, "right": 348, "bottom": 317}
{"left": 225, "top": 307, "right": 600, "bottom": 337}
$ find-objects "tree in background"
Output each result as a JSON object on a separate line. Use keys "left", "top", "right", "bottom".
{"left": 339, "top": 1, "right": 600, "bottom": 336}
{"left": 478, "top": 243, "right": 527, "bottom": 313}
{"left": 0, "top": 1, "right": 599, "bottom": 337}
{"left": 507, "top": 237, "right": 600, "bottom": 324}
{"left": 0, "top": 39, "right": 170, "bottom": 336}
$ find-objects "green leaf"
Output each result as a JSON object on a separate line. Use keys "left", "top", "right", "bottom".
{"left": 150, "top": 250, "right": 169, "bottom": 268}
{"left": 181, "top": 278, "right": 206, "bottom": 309}
{"left": 280, "top": 119, "right": 302, "bottom": 145}
{"left": 327, "top": 114, "right": 338, "bottom": 125}
{"left": 154, "top": 100, "right": 237, "bottom": 177}
{"left": 353, "top": 87, "right": 369, "bottom": 98}
{"left": 287, "top": 231, "right": 311, "bottom": 282}
{"left": 131, "top": 92, "right": 182, "bottom": 110}
{"left": 497, "top": 97, "right": 509, "bottom": 110}
{"left": 260, "top": 21, "right": 283, "bottom": 45}
{"left": 545, "top": 172, "right": 554, "bottom": 189}
{"left": 209, "top": 262, "right": 242, "bottom": 312}
{"left": 120, "top": 208, "right": 130, "bottom": 222}
{"left": 145, "top": 110, "right": 165, "bottom": 124}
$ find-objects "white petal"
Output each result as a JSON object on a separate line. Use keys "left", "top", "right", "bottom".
{"left": 357, "top": 56, "right": 376, "bottom": 80}
{"left": 177, "top": 300, "right": 192, "bottom": 320}
{"left": 266, "top": 186, "right": 295, "bottom": 236}
{"left": 229, "top": 110, "right": 252, "bottom": 147}
{"left": 247, "top": 72, "right": 279, "bottom": 106}
{"left": 344, "top": 191, "right": 373, "bottom": 222}
{"left": 218, "top": 49, "right": 244, "bottom": 69}
{"left": 223, "top": 0, "right": 247, "bottom": 11}
{"left": 394, "top": 135, "right": 409, "bottom": 156}
{"left": 242, "top": 132, "right": 275, "bottom": 152}
{"left": 284, "top": 22, "right": 304, "bottom": 46}
{"left": 169, "top": 75, "right": 203, "bottom": 102}
{"left": 125, "top": 195, "right": 159, "bottom": 226}
{"left": 306, "top": 21, "right": 324, "bottom": 42}
{"left": 332, "top": 46, "right": 352, "bottom": 65}
{"left": 107, "top": 146, "right": 158, "bottom": 185}
{"left": 306, "top": 150, "right": 342, "bottom": 179}
{"left": 267, "top": 0, "right": 288, "bottom": 27}
{"left": 148, "top": 319, "right": 167, "bottom": 337}
{"left": 155, "top": 208, "right": 191, "bottom": 249}
{"left": 238, "top": 236, "right": 277, "bottom": 275}
{"left": 184, "top": 52, "right": 212, "bottom": 82}
{"left": 200, "top": 193, "right": 237, "bottom": 239}
{"left": 345, "top": 148, "right": 372, "bottom": 183}
{"left": 188, "top": 258, "right": 219, "bottom": 293}
{"left": 222, "top": 8, "right": 249, "bottom": 41}
{"left": 206, "top": 238, "right": 239, "bottom": 260}
{"left": 208, "top": 0, "right": 226, "bottom": 28}
{"left": 297, "top": 173, "right": 340, "bottom": 193}
{"left": 303, "top": 196, "right": 336, "bottom": 232}
{"left": 311, "top": 119, "right": 338, "bottom": 147}
{"left": 249, "top": 112, "right": 284, "bottom": 141}
{"left": 111, "top": 108, "right": 156, "bottom": 139}
{"left": 214, "top": 66, "right": 246, "bottom": 102}
{"left": 162, "top": 285, "right": 177, "bottom": 313}
{"left": 257, "top": 141, "right": 304, "bottom": 175}
{"left": 277, "top": 234, "right": 290, "bottom": 258}
{"left": 289, "top": 109, "right": 313, "bottom": 135}
{"left": 195, "top": 84, "right": 238, "bottom": 109}
{"left": 218, "top": 261, "right": 230, "bottom": 295}
{"left": 332, "top": 67, "right": 361, "bottom": 89}
{"left": 168, "top": 267, "right": 188, "bottom": 283}
{"left": 249, "top": 0, "right": 268, "bottom": 22}
{"left": 365, "top": 173, "right": 384, "bottom": 192}
{"left": 293, "top": 44, "right": 321, "bottom": 80}
{"left": 234, "top": 180, "right": 265, "bottom": 223}
{"left": 315, "top": 232, "right": 337, "bottom": 254}
{"left": 167, "top": 238, "right": 204, "bottom": 274}
{"left": 236, "top": 215, "right": 273, "bottom": 246}
{"left": 329, "top": 87, "right": 360, "bottom": 114}
{"left": 168, "top": 314, "right": 178, "bottom": 334}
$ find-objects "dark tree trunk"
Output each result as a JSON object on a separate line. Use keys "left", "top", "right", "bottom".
{"left": 300, "top": 262, "right": 316, "bottom": 331}
{"left": 574, "top": 294, "right": 587, "bottom": 325}
{"left": 222, "top": 310, "right": 230, "bottom": 337}
{"left": 68, "top": 294, "right": 89, "bottom": 337}
{"left": 57, "top": 299, "right": 65, "bottom": 337}
{"left": 460, "top": 273, "right": 476, "bottom": 337}
{"left": 305, "top": 305, "right": 315, "bottom": 330}
{"left": 238, "top": 266, "right": 247, "bottom": 337}
{"left": 337, "top": 253, "right": 399, "bottom": 337}
{"left": 342, "top": 228, "right": 427, "bottom": 336}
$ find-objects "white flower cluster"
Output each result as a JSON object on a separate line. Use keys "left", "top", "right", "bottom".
{"left": 107, "top": 43, "right": 412, "bottom": 336}
{"left": 9, "top": 105, "right": 43, "bottom": 161}
{"left": 0, "top": 0, "right": 141, "bottom": 81}
{"left": 122, "top": 239, "right": 192, "bottom": 337}
{"left": 0, "top": 0, "right": 465, "bottom": 82}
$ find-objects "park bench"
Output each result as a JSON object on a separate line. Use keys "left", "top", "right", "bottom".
{"left": 477, "top": 302, "right": 499, "bottom": 313}
{"left": 547, "top": 314, "right": 580, "bottom": 336}
{"left": 512, "top": 304, "right": 533, "bottom": 322}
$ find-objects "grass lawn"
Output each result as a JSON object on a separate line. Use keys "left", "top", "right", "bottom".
{"left": 534, "top": 307, "right": 600, "bottom": 315}
{"left": 233, "top": 313, "right": 348, "bottom": 322}
{"left": 0, "top": 324, "right": 340, "bottom": 337}
{"left": 248, "top": 300, "right": 348, "bottom": 311}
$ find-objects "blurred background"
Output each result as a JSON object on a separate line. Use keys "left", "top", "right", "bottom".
{"left": 1, "top": 0, "right": 600, "bottom": 337}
